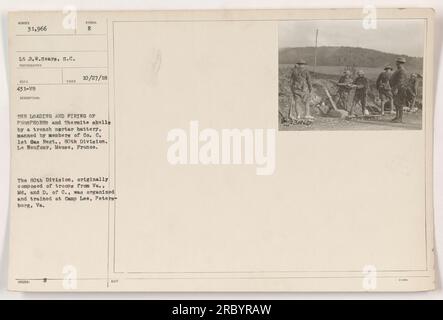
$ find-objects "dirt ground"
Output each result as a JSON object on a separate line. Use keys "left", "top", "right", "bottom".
{"left": 279, "top": 110, "right": 422, "bottom": 131}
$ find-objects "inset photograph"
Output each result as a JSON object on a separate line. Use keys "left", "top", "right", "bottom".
{"left": 278, "top": 19, "right": 425, "bottom": 131}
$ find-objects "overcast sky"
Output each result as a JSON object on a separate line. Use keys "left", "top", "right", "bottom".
{"left": 279, "top": 19, "right": 425, "bottom": 57}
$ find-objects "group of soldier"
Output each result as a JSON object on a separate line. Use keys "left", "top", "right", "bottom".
{"left": 285, "top": 57, "right": 419, "bottom": 124}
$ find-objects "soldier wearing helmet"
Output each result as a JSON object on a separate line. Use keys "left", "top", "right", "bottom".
{"left": 389, "top": 57, "right": 409, "bottom": 123}
{"left": 406, "top": 73, "right": 419, "bottom": 112}
{"left": 287, "top": 59, "right": 313, "bottom": 121}
{"left": 376, "top": 64, "right": 395, "bottom": 115}
{"left": 349, "top": 69, "right": 369, "bottom": 117}
{"left": 335, "top": 69, "right": 354, "bottom": 111}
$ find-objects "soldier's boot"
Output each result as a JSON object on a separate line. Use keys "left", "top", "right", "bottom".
{"left": 362, "top": 105, "right": 369, "bottom": 116}
{"left": 397, "top": 106, "right": 403, "bottom": 122}
{"left": 391, "top": 105, "right": 399, "bottom": 121}
{"left": 410, "top": 97, "right": 417, "bottom": 112}
{"left": 380, "top": 99, "right": 385, "bottom": 115}
{"left": 287, "top": 100, "right": 294, "bottom": 122}
{"left": 390, "top": 99, "right": 395, "bottom": 114}
{"left": 304, "top": 101, "right": 314, "bottom": 120}
{"left": 391, "top": 106, "right": 403, "bottom": 123}
{"left": 348, "top": 103, "right": 355, "bottom": 118}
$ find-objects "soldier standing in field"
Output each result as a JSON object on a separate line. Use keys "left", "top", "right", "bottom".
{"left": 406, "top": 73, "right": 419, "bottom": 112}
{"left": 349, "top": 70, "right": 369, "bottom": 117}
{"left": 287, "top": 59, "right": 313, "bottom": 121}
{"left": 376, "top": 64, "right": 395, "bottom": 115}
{"left": 335, "top": 70, "right": 354, "bottom": 111}
{"left": 389, "top": 57, "right": 409, "bottom": 123}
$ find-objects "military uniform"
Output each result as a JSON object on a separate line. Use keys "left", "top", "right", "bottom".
{"left": 288, "top": 63, "right": 312, "bottom": 119}
{"left": 376, "top": 71, "right": 393, "bottom": 100}
{"left": 406, "top": 75, "right": 419, "bottom": 109}
{"left": 335, "top": 74, "right": 353, "bottom": 110}
{"left": 290, "top": 65, "right": 312, "bottom": 99}
{"left": 376, "top": 68, "right": 394, "bottom": 115}
{"left": 352, "top": 75, "right": 369, "bottom": 115}
{"left": 390, "top": 62, "right": 409, "bottom": 121}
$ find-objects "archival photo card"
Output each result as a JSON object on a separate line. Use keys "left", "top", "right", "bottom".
{"left": 7, "top": 9, "right": 435, "bottom": 292}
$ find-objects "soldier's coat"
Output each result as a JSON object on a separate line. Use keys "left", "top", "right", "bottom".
{"left": 290, "top": 65, "right": 312, "bottom": 99}
{"left": 390, "top": 65, "right": 409, "bottom": 106}
{"left": 336, "top": 74, "right": 353, "bottom": 110}
{"left": 353, "top": 76, "right": 369, "bottom": 97}
{"left": 376, "top": 71, "right": 393, "bottom": 99}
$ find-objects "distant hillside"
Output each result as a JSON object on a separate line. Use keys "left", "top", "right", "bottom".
{"left": 279, "top": 46, "right": 423, "bottom": 72}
